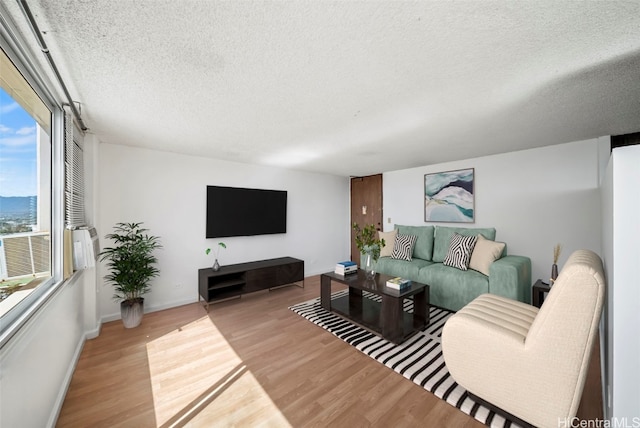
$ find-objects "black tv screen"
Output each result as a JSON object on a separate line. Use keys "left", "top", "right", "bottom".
{"left": 206, "top": 186, "right": 287, "bottom": 238}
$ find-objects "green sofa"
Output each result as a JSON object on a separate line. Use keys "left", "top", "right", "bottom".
{"left": 375, "top": 225, "right": 531, "bottom": 311}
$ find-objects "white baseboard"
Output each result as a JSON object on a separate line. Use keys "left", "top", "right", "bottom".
{"left": 100, "top": 296, "right": 199, "bottom": 324}
{"left": 47, "top": 335, "right": 86, "bottom": 428}
{"left": 85, "top": 322, "right": 101, "bottom": 340}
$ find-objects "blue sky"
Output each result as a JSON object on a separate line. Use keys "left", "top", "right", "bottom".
{"left": 0, "top": 87, "right": 38, "bottom": 197}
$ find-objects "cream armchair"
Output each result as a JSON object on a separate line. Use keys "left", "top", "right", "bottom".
{"left": 442, "top": 250, "right": 605, "bottom": 428}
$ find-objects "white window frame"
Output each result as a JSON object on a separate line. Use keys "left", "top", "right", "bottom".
{"left": 0, "top": 18, "right": 65, "bottom": 347}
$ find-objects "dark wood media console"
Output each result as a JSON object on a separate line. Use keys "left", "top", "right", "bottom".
{"left": 198, "top": 257, "right": 304, "bottom": 310}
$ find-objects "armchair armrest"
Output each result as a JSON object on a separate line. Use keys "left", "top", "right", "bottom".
{"left": 489, "top": 255, "right": 532, "bottom": 304}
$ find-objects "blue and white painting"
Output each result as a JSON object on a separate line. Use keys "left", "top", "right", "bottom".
{"left": 424, "top": 168, "right": 474, "bottom": 223}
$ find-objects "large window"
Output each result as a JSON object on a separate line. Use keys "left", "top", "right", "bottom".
{"left": 0, "top": 42, "right": 62, "bottom": 344}
{"left": 0, "top": 83, "right": 51, "bottom": 306}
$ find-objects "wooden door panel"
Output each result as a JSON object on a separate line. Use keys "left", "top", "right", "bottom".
{"left": 350, "top": 174, "right": 383, "bottom": 265}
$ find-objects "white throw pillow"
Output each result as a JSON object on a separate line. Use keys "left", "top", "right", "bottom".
{"left": 378, "top": 229, "right": 397, "bottom": 258}
{"left": 469, "top": 234, "right": 506, "bottom": 276}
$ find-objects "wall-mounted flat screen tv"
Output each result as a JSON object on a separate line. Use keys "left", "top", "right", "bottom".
{"left": 206, "top": 185, "right": 287, "bottom": 238}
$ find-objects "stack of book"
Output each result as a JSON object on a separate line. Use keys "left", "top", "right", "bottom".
{"left": 386, "top": 276, "right": 412, "bottom": 290}
{"left": 335, "top": 261, "right": 357, "bottom": 276}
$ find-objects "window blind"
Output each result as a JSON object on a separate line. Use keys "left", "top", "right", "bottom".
{"left": 64, "top": 109, "right": 86, "bottom": 228}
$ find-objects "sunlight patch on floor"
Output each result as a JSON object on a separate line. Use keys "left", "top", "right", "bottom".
{"left": 146, "top": 315, "right": 291, "bottom": 427}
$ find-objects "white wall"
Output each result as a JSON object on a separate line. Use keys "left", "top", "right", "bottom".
{"left": 602, "top": 145, "right": 640, "bottom": 419}
{"left": 0, "top": 270, "right": 91, "bottom": 428}
{"left": 601, "top": 148, "right": 614, "bottom": 420}
{"left": 383, "top": 139, "right": 604, "bottom": 282}
{"left": 97, "top": 143, "right": 350, "bottom": 321}
{"left": 0, "top": 125, "right": 99, "bottom": 428}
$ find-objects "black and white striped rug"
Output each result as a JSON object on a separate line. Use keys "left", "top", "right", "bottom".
{"left": 289, "top": 290, "right": 522, "bottom": 428}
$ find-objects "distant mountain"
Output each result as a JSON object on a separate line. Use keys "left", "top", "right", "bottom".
{"left": 0, "top": 196, "right": 37, "bottom": 215}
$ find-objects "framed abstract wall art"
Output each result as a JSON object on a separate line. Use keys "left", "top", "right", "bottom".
{"left": 424, "top": 168, "right": 474, "bottom": 223}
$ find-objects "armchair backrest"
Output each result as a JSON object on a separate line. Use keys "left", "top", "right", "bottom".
{"left": 525, "top": 249, "right": 606, "bottom": 415}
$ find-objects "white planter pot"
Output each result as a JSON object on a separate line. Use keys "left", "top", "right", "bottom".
{"left": 121, "top": 298, "right": 144, "bottom": 328}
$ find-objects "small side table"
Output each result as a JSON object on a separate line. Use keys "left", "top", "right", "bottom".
{"left": 532, "top": 279, "right": 551, "bottom": 308}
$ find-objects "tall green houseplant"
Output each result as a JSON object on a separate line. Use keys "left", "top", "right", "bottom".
{"left": 99, "top": 222, "right": 162, "bottom": 328}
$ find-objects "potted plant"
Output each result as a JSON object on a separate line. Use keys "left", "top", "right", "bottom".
{"left": 352, "top": 223, "right": 385, "bottom": 279}
{"left": 99, "top": 222, "right": 162, "bottom": 328}
{"left": 205, "top": 242, "right": 226, "bottom": 271}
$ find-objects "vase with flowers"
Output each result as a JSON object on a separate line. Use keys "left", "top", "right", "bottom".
{"left": 352, "top": 223, "right": 385, "bottom": 279}
{"left": 550, "top": 243, "right": 562, "bottom": 285}
{"left": 206, "top": 242, "right": 227, "bottom": 271}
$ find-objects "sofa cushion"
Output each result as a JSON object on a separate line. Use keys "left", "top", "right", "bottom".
{"left": 418, "top": 264, "right": 489, "bottom": 311}
{"left": 391, "top": 233, "right": 417, "bottom": 261}
{"left": 395, "top": 225, "right": 435, "bottom": 260}
{"left": 378, "top": 229, "right": 397, "bottom": 258}
{"left": 470, "top": 234, "right": 506, "bottom": 276}
{"left": 376, "top": 257, "right": 433, "bottom": 279}
{"left": 443, "top": 233, "right": 478, "bottom": 270}
{"left": 433, "top": 226, "right": 497, "bottom": 263}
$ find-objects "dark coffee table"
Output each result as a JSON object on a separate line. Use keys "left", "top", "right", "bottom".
{"left": 320, "top": 270, "right": 430, "bottom": 344}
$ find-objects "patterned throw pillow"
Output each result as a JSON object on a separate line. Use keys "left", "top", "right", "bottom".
{"left": 443, "top": 233, "right": 478, "bottom": 270}
{"left": 391, "top": 234, "right": 418, "bottom": 261}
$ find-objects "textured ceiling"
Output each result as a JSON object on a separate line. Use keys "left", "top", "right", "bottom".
{"left": 4, "top": 1, "right": 640, "bottom": 176}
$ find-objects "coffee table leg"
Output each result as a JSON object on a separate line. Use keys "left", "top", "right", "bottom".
{"left": 381, "top": 294, "right": 403, "bottom": 344}
{"left": 321, "top": 275, "right": 331, "bottom": 311}
{"left": 349, "top": 287, "right": 363, "bottom": 317}
{"left": 413, "top": 289, "right": 429, "bottom": 328}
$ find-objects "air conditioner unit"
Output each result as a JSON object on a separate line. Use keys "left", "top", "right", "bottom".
{"left": 72, "top": 227, "right": 100, "bottom": 270}
{"left": 0, "top": 232, "right": 50, "bottom": 280}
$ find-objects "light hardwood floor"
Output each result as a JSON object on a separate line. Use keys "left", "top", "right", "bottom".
{"left": 56, "top": 275, "right": 485, "bottom": 427}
